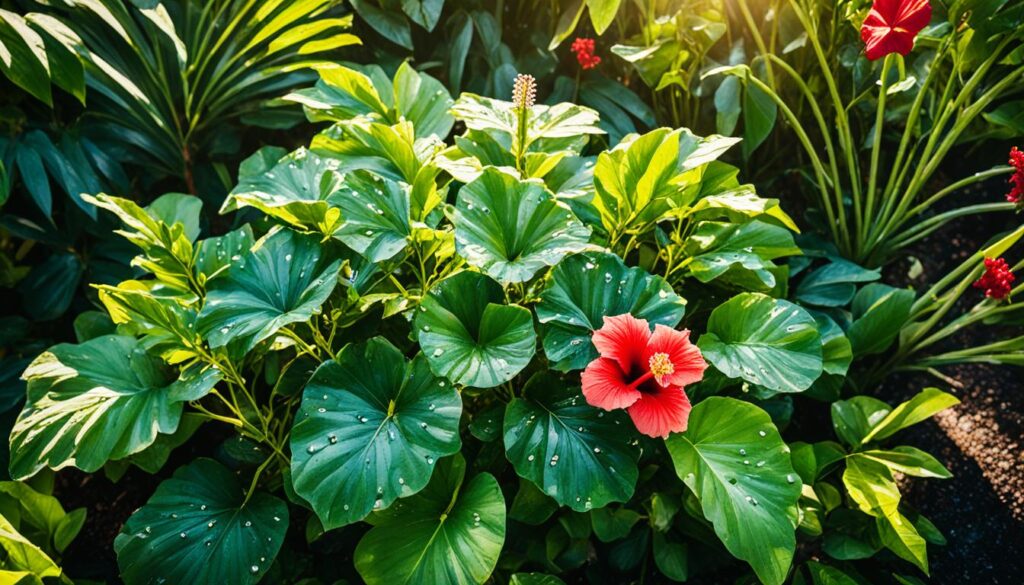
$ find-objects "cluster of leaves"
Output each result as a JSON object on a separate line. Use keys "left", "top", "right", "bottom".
{"left": 0, "top": 0, "right": 362, "bottom": 479}
{"left": 3, "top": 0, "right": 1012, "bottom": 582}
{"left": 1, "top": 50, "right": 966, "bottom": 583}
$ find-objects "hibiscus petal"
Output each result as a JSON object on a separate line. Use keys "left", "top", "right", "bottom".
{"left": 645, "top": 325, "right": 707, "bottom": 388}
{"left": 581, "top": 357, "right": 642, "bottom": 410}
{"left": 591, "top": 314, "right": 651, "bottom": 373}
{"left": 626, "top": 385, "right": 692, "bottom": 439}
{"left": 896, "top": 0, "right": 931, "bottom": 31}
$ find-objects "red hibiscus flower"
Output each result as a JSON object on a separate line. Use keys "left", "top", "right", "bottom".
{"left": 1006, "top": 147, "right": 1024, "bottom": 206}
{"left": 571, "top": 37, "right": 602, "bottom": 70}
{"left": 860, "top": 0, "right": 932, "bottom": 61}
{"left": 581, "top": 314, "right": 707, "bottom": 438}
{"left": 973, "top": 257, "right": 1015, "bottom": 300}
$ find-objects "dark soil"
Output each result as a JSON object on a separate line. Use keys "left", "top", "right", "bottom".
{"left": 876, "top": 173, "right": 1024, "bottom": 583}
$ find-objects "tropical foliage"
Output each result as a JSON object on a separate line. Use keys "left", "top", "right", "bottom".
{"left": 1, "top": 0, "right": 1021, "bottom": 583}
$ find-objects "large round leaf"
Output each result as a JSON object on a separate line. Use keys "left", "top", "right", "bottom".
{"left": 696, "top": 293, "right": 822, "bottom": 393}
{"left": 221, "top": 147, "right": 344, "bottom": 234}
{"left": 415, "top": 271, "right": 536, "bottom": 388}
{"left": 503, "top": 373, "right": 640, "bottom": 511}
{"left": 665, "top": 397, "right": 801, "bottom": 585}
{"left": 114, "top": 458, "right": 288, "bottom": 585}
{"left": 536, "top": 252, "right": 686, "bottom": 371}
{"left": 290, "top": 338, "right": 462, "bottom": 529}
{"left": 9, "top": 335, "right": 219, "bottom": 479}
{"left": 196, "top": 228, "right": 341, "bottom": 352}
{"left": 453, "top": 167, "right": 591, "bottom": 284}
{"left": 334, "top": 170, "right": 413, "bottom": 263}
{"left": 354, "top": 454, "right": 505, "bottom": 585}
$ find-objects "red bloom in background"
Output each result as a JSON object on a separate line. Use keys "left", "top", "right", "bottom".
{"left": 973, "top": 257, "right": 1015, "bottom": 300}
{"left": 571, "top": 37, "right": 602, "bottom": 70}
{"left": 860, "top": 0, "right": 932, "bottom": 60}
{"left": 1006, "top": 147, "right": 1024, "bottom": 205}
{"left": 581, "top": 314, "right": 707, "bottom": 438}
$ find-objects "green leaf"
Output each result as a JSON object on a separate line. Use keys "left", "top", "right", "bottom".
{"left": 795, "top": 259, "right": 880, "bottom": 307}
{"left": 196, "top": 229, "right": 341, "bottom": 352}
{"left": 10, "top": 335, "right": 219, "bottom": 479}
{"left": 290, "top": 338, "right": 462, "bottom": 529}
{"left": 97, "top": 280, "right": 203, "bottom": 364}
{"left": 334, "top": 170, "right": 413, "bottom": 263}
{"left": 653, "top": 531, "right": 688, "bottom": 582}
{"left": 25, "top": 14, "right": 85, "bottom": 104}
{"left": 391, "top": 61, "right": 454, "bottom": 138}
{"left": 350, "top": 0, "right": 413, "bottom": 49}
{"left": 697, "top": 293, "right": 823, "bottom": 393}
{"left": 859, "top": 447, "right": 951, "bottom": 479}
{"left": 221, "top": 148, "right": 345, "bottom": 235}
{"left": 843, "top": 454, "right": 900, "bottom": 519}
{"left": 807, "top": 561, "right": 860, "bottom": 585}
{"left": 742, "top": 79, "right": 777, "bottom": 158}
{"left": 0, "top": 480, "right": 84, "bottom": 556}
{"left": 454, "top": 168, "right": 591, "bottom": 284}
{"left": 0, "top": 515, "right": 60, "bottom": 579}
{"left": 592, "top": 128, "right": 686, "bottom": 231}
{"left": 860, "top": 388, "right": 959, "bottom": 444}
{"left": 536, "top": 251, "right": 686, "bottom": 371}
{"left": 194, "top": 225, "right": 255, "bottom": 281}
{"left": 115, "top": 458, "right": 288, "bottom": 585}
{"left": 666, "top": 397, "right": 802, "bottom": 585}
{"left": 354, "top": 454, "right": 506, "bottom": 585}
{"left": 590, "top": 507, "right": 642, "bottom": 542}
{"left": 147, "top": 193, "right": 203, "bottom": 242}
{"left": 86, "top": 193, "right": 196, "bottom": 291}
{"left": 511, "top": 574, "right": 567, "bottom": 585}
{"left": 689, "top": 187, "right": 799, "bottom": 232}
{"left": 847, "top": 284, "right": 914, "bottom": 357}
{"left": 504, "top": 374, "right": 640, "bottom": 512}
{"left": 682, "top": 220, "right": 800, "bottom": 290}
{"left": 0, "top": 10, "right": 52, "bottom": 105}
{"left": 586, "top": 0, "right": 621, "bottom": 34}
{"left": 415, "top": 271, "right": 536, "bottom": 388}
{"left": 830, "top": 395, "right": 892, "bottom": 447}
{"left": 17, "top": 252, "right": 82, "bottom": 321}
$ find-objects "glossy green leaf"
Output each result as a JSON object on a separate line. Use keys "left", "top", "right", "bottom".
{"left": 504, "top": 374, "right": 640, "bottom": 512}
{"left": 683, "top": 220, "right": 800, "bottom": 290}
{"left": 0, "top": 10, "right": 52, "bottom": 105}
{"left": 536, "top": 252, "right": 686, "bottom": 371}
{"left": 335, "top": 170, "right": 413, "bottom": 262}
{"left": 0, "top": 515, "right": 59, "bottom": 579}
{"left": 795, "top": 259, "right": 880, "bottom": 307}
{"left": 860, "top": 388, "right": 959, "bottom": 444}
{"left": 221, "top": 148, "right": 345, "bottom": 235}
{"left": 697, "top": 293, "right": 823, "bottom": 393}
{"left": 290, "top": 338, "right": 462, "bottom": 529}
{"left": 354, "top": 454, "right": 505, "bottom": 585}
{"left": 196, "top": 229, "right": 340, "bottom": 352}
{"left": 454, "top": 168, "right": 591, "bottom": 284}
{"left": 10, "top": 335, "right": 219, "bottom": 479}
{"left": 666, "top": 397, "right": 802, "bottom": 585}
{"left": 415, "top": 271, "right": 536, "bottom": 388}
{"left": 847, "top": 284, "right": 915, "bottom": 357}
{"left": 586, "top": 0, "right": 621, "bottom": 34}
{"left": 115, "top": 458, "right": 288, "bottom": 585}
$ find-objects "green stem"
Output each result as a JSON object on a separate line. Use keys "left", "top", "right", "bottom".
{"left": 863, "top": 55, "right": 893, "bottom": 246}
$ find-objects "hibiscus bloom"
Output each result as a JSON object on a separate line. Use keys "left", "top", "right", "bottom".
{"left": 973, "top": 257, "right": 1015, "bottom": 300}
{"left": 581, "top": 314, "right": 706, "bottom": 438}
{"left": 860, "top": 0, "right": 932, "bottom": 61}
